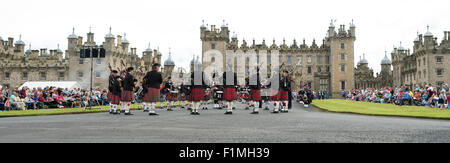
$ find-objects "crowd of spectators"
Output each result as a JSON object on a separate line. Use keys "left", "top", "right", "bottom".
{"left": 342, "top": 84, "right": 450, "bottom": 110}
{"left": 0, "top": 86, "right": 110, "bottom": 111}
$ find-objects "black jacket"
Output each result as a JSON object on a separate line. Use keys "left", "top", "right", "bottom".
{"left": 191, "top": 71, "right": 208, "bottom": 89}
{"left": 280, "top": 75, "right": 291, "bottom": 91}
{"left": 144, "top": 70, "right": 163, "bottom": 89}
{"left": 222, "top": 71, "right": 237, "bottom": 88}
{"left": 122, "top": 73, "right": 135, "bottom": 91}
{"left": 248, "top": 73, "right": 261, "bottom": 89}
{"left": 108, "top": 75, "right": 121, "bottom": 95}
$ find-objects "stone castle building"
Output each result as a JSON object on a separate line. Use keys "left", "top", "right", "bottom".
{"left": 354, "top": 52, "right": 393, "bottom": 89}
{"left": 391, "top": 26, "right": 450, "bottom": 88}
{"left": 200, "top": 20, "right": 356, "bottom": 97}
{"left": 0, "top": 27, "right": 174, "bottom": 89}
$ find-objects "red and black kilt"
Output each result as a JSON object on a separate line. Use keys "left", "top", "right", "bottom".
{"left": 108, "top": 92, "right": 121, "bottom": 105}
{"left": 223, "top": 87, "right": 237, "bottom": 101}
{"left": 273, "top": 90, "right": 289, "bottom": 101}
{"left": 180, "top": 94, "right": 187, "bottom": 101}
{"left": 249, "top": 89, "right": 262, "bottom": 101}
{"left": 166, "top": 93, "right": 178, "bottom": 101}
{"left": 143, "top": 88, "right": 161, "bottom": 103}
{"left": 121, "top": 90, "right": 134, "bottom": 102}
{"left": 189, "top": 88, "right": 205, "bottom": 102}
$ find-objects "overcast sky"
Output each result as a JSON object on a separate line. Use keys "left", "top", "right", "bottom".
{"left": 1, "top": 0, "right": 449, "bottom": 73}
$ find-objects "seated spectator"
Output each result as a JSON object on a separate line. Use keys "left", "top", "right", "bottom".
{"left": 24, "top": 94, "right": 36, "bottom": 110}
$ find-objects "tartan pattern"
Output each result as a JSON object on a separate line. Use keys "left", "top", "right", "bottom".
{"left": 270, "top": 90, "right": 288, "bottom": 101}
{"left": 189, "top": 88, "right": 205, "bottom": 102}
{"left": 108, "top": 92, "right": 121, "bottom": 105}
{"left": 143, "top": 88, "right": 160, "bottom": 103}
{"left": 166, "top": 93, "right": 179, "bottom": 101}
{"left": 249, "top": 89, "right": 262, "bottom": 101}
{"left": 120, "top": 90, "right": 134, "bottom": 102}
{"left": 180, "top": 94, "right": 187, "bottom": 101}
{"left": 223, "top": 88, "right": 237, "bottom": 101}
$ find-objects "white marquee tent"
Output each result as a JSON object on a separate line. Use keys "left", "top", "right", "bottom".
{"left": 19, "top": 81, "right": 81, "bottom": 90}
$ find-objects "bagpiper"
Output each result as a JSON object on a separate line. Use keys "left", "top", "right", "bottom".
{"left": 248, "top": 67, "right": 262, "bottom": 114}
{"left": 222, "top": 69, "right": 238, "bottom": 115}
{"left": 189, "top": 65, "right": 209, "bottom": 115}
{"left": 142, "top": 63, "right": 163, "bottom": 116}
{"left": 278, "top": 70, "right": 291, "bottom": 113}
{"left": 120, "top": 67, "right": 136, "bottom": 115}
{"left": 164, "top": 77, "right": 178, "bottom": 111}
{"left": 108, "top": 70, "right": 121, "bottom": 114}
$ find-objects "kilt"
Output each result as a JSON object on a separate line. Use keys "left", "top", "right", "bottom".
{"left": 121, "top": 90, "right": 134, "bottom": 102}
{"left": 189, "top": 88, "right": 205, "bottom": 102}
{"left": 223, "top": 87, "right": 237, "bottom": 101}
{"left": 271, "top": 90, "right": 289, "bottom": 101}
{"left": 249, "top": 89, "right": 262, "bottom": 101}
{"left": 166, "top": 93, "right": 178, "bottom": 101}
{"left": 108, "top": 92, "right": 121, "bottom": 105}
{"left": 143, "top": 88, "right": 160, "bottom": 103}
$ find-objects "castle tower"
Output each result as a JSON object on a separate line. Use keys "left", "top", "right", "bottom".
{"left": 14, "top": 34, "right": 26, "bottom": 53}
{"left": 122, "top": 33, "right": 130, "bottom": 55}
{"left": 143, "top": 43, "right": 153, "bottom": 66}
{"left": 380, "top": 50, "right": 392, "bottom": 72}
{"left": 327, "top": 21, "right": 356, "bottom": 97}
{"left": 104, "top": 27, "right": 115, "bottom": 52}
{"left": 85, "top": 27, "right": 96, "bottom": 46}
{"left": 201, "top": 20, "right": 230, "bottom": 72}
{"left": 67, "top": 27, "right": 78, "bottom": 51}
{"left": 423, "top": 25, "right": 434, "bottom": 50}
{"left": 163, "top": 48, "right": 175, "bottom": 79}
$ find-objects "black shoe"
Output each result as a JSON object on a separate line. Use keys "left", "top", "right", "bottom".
{"left": 149, "top": 112, "right": 159, "bottom": 116}
{"left": 196, "top": 112, "right": 200, "bottom": 115}
{"left": 112, "top": 111, "right": 120, "bottom": 115}
{"left": 272, "top": 110, "right": 279, "bottom": 113}
{"left": 143, "top": 109, "right": 149, "bottom": 112}
{"left": 109, "top": 111, "right": 113, "bottom": 114}
{"left": 224, "top": 111, "right": 233, "bottom": 115}
{"left": 232, "top": 107, "right": 236, "bottom": 110}
{"left": 251, "top": 111, "right": 259, "bottom": 114}
{"left": 245, "top": 107, "right": 249, "bottom": 110}
{"left": 120, "top": 110, "right": 125, "bottom": 113}
{"left": 124, "top": 112, "right": 133, "bottom": 115}
{"left": 167, "top": 108, "right": 173, "bottom": 111}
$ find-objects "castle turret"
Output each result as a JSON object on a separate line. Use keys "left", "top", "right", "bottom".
{"left": 143, "top": 43, "right": 153, "bottom": 66}
{"left": 423, "top": 25, "right": 434, "bottom": 50}
{"left": 122, "top": 33, "right": 130, "bottom": 55}
{"left": 164, "top": 48, "right": 176, "bottom": 79}
{"left": 14, "top": 34, "right": 26, "bottom": 53}
{"left": 67, "top": 27, "right": 78, "bottom": 51}
{"left": 104, "top": 27, "right": 115, "bottom": 52}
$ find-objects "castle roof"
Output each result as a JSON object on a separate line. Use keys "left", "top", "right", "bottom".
{"left": 424, "top": 25, "right": 433, "bottom": 37}
{"left": 68, "top": 28, "right": 77, "bottom": 39}
{"left": 122, "top": 33, "right": 129, "bottom": 44}
{"left": 105, "top": 27, "right": 115, "bottom": 39}
{"left": 164, "top": 48, "right": 175, "bottom": 66}
{"left": 15, "top": 34, "right": 25, "bottom": 45}
{"left": 381, "top": 51, "right": 391, "bottom": 65}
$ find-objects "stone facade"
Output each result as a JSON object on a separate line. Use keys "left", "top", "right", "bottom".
{"left": 200, "top": 20, "right": 356, "bottom": 97}
{"left": 354, "top": 53, "right": 393, "bottom": 89}
{"left": 391, "top": 26, "right": 450, "bottom": 87}
{"left": 0, "top": 28, "right": 167, "bottom": 89}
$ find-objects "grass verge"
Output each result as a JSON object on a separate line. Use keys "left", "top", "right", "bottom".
{"left": 312, "top": 99, "right": 450, "bottom": 120}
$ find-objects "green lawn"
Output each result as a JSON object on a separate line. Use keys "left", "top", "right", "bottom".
{"left": 312, "top": 99, "right": 450, "bottom": 120}
{"left": 0, "top": 101, "right": 192, "bottom": 118}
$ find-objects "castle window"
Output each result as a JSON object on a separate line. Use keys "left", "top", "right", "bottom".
{"left": 341, "top": 81, "right": 346, "bottom": 90}
{"left": 423, "top": 58, "right": 426, "bottom": 66}
{"left": 287, "top": 56, "right": 292, "bottom": 63}
{"left": 22, "top": 72, "right": 28, "bottom": 80}
{"left": 307, "top": 56, "right": 312, "bottom": 63}
{"left": 341, "top": 54, "right": 345, "bottom": 61}
{"left": 341, "top": 43, "right": 345, "bottom": 49}
{"left": 418, "top": 60, "right": 421, "bottom": 66}
{"left": 436, "top": 56, "right": 443, "bottom": 63}
{"left": 325, "top": 56, "right": 330, "bottom": 64}
{"left": 40, "top": 72, "right": 46, "bottom": 80}
{"left": 296, "top": 56, "right": 301, "bottom": 66}
{"left": 59, "top": 72, "right": 65, "bottom": 78}
{"left": 317, "top": 56, "right": 322, "bottom": 63}
{"left": 437, "top": 69, "right": 443, "bottom": 76}
{"left": 307, "top": 66, "right": 312, "bottom": 74}
{"left": 341, "top": 64, "right": 346, "bottom": 72}
{"left": 78, "top": 71, "right": 83, "bottom": 78}
{"left": 267, "top": 56, "right": 271, "bottom": 63}
{"left": 257, "top": 56, "right": 260, "bottom": 63}
{"left": 211, "top": 43, "right": 216, "bottom": 49}
{"left": 317, "top": 66, "right": 322, "bottom": 72}
{"left": 5, "top": 72, "right": 10, "bottom": 80}
{"left": 326, "top": 66, "right": 330, "bottom": 72}
{"left": 96, "top": 72, "right": 101, "bottom": 78}
{"left": 79, "top": 59, "right": 84, "bottom": 64}
{"left": 96, "top": 58, "right": 101, "bottom": 65}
